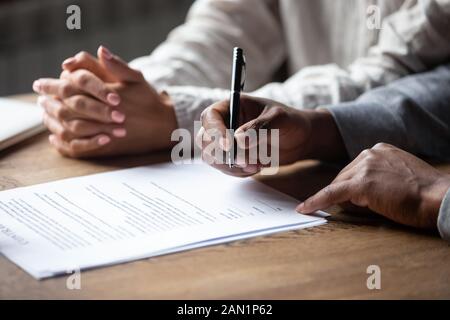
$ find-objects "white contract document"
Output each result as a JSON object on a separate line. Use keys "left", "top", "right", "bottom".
{"left": 0, "top": 163, "right": 326, "bottom": 279}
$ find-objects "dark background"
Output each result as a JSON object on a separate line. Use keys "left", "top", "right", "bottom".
{"left": 0, "top": 0, "right": 193, "bottom": 95}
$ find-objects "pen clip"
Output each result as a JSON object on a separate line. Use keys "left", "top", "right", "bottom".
{"left": 241, "top": 54, "right": 246, "bottom": 91}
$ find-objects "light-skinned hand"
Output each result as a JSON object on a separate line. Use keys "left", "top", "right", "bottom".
{"left": 33, "top": 46, "right": 177, "bottom": 158}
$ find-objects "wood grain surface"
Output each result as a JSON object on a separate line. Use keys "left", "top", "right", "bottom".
{"left": 0, "top": 95, "right": 449, "bottom": 299}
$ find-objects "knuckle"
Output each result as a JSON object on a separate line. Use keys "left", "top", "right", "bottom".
{"left": 75, "top": 51, "right": 89, "bottom": 61}
{"left": 72, "top": 96, "right": 86, "bottom": 112}
{"left": 271, "top": 106, "right": 287, "bottom": 120}
{"left": 373, "top": 142, "right": 389, "bottom": 150}
{"left": 98, "top": 87, "right": 109, "bottom": 99}
{"left": 101, "top": 106, "right": 110, "bottom": 119}
{"left": 39, "top": 81, "right": 49, "bottom": 93}
{"left": 59, "top": 70, "right": 69, "bottom": 79}
{"left": 66, "top": 120, "right": 83, "bottom": 133}
{"left": 213, "top": 100, "right": 229, "bottom": 112}
{"left": 57, "top": 128, "right": 71, "bottom": 141}
{"left": 54, "top": 105, "right": 67, "bottom": 120}
{"left": 360, "top": 148, "right": 373, "bottom": 158}
{"left": 59, "top": 82, "right": 72, "bottom": 97}
{"left": 272, "top": 105, "right": 285, "bottom": 116}
{"left": 68, "top": 141, "right": 81, "bottom": 157}
{"left": 76, "top": 72, "right": 90, "bottom": 87}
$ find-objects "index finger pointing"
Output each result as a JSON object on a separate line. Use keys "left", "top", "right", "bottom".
{"left": 296, "top": 181, "right": 355, "bottom": 214}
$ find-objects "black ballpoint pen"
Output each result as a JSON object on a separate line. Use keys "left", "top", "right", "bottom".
{"left": 228, "top": 47, "right": 246, "bottom": 168}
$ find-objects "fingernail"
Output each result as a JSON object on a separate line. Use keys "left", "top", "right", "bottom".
{"left": 32, "top": 80, "right": 41, "bottom": 92}
{"left": 111, "top": 110, "right": 126, "bottom": 123}
{"left": 48, "top": 135, "right": 56, "bottom": 144}
{"left": 107, "top": 93, "right": 121, "bottom": 106}
{"left": 101, "top": 46, "right": 113, "bottom": 60}
{"left": 62, "top": 57, "right": 76, "bottom": 67}
{"left": 112, "top": 128, "right": 127, "bottom": 138}
{"left": 98, "top": 136, "right": 111, "bottom": 146}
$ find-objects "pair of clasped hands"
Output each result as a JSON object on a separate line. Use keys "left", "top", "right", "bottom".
{"left": 33, "top": 46, "right": 450, "bottom": 231}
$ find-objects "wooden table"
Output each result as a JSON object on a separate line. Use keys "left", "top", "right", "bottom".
{"left": 1, "top": 95, "right": 449, "bottom": 299}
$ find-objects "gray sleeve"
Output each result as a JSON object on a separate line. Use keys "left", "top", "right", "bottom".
{"left": 326, "top": 64, "right": 450, "bottom": 161}
{"left": 438, "top": 188, "right": 450, "bottom": 242}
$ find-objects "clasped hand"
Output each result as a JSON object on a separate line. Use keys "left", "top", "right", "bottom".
{"left": 33, "top": 46, "right": 177, "bottom": 158}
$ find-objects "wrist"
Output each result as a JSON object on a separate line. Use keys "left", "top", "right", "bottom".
{"left": 301, "top": 108, "right": 348, "bottom": 161}
{"left": 421, "top": 174, "right": 450, "bottom": 228}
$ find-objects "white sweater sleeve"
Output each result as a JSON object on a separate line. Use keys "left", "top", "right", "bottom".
{"left": 129, "top": 0, "right": 285, "bottom": 92}
{"left": 250, "top": 0, "right": 450, "bottom": 109}
{"left": 132, "top": 0, "right": 450, "bottom": 132}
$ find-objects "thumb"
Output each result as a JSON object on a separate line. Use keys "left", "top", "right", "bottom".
{"left": 97, "top": 46, "right": 143, "bottom": 82}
